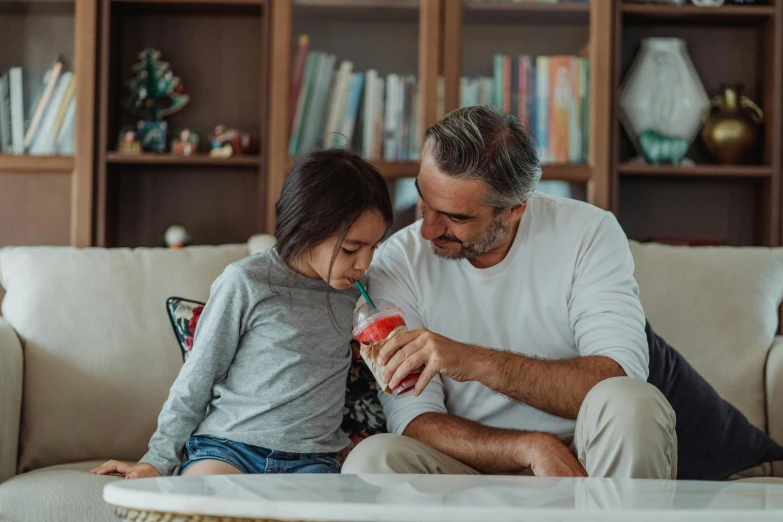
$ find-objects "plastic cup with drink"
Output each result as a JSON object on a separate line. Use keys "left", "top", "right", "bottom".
{"left": 352, "top": 297, "right": 422, "bottom": 397}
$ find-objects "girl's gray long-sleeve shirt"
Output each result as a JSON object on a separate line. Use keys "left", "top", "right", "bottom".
{"left": 140, "top": 249, "right": 359, "bottom": 475}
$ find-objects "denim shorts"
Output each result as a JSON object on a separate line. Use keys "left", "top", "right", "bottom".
{"left": 178, "top": 435, "right": 341, "bottom": 475}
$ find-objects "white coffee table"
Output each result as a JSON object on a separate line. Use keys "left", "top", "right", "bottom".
{"left": 104, "top": 474, "right": 783, "bottom": 522}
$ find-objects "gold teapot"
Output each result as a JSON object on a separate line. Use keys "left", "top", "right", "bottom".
{"left": 701, "top": 84, "right": 763, "bottom": 165}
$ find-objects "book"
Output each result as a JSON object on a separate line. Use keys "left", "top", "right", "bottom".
{"left": 55, "top": 96, "right": 75, "bottom": 155}
{"left": 47, "top": 74, "right": 76, "bottom": 153}
{"left": 383, "top": 74, "right": 399, "bottom": 161}
{"left": 362, "top": 69, "right": 379, "bottom": 159}
{"left": 493, "top": 54, "right": 503, "bottom": 111}
{"left": 24, "top": 57, "right": 63, "bottom": 151}
{"left": 9, "top": 67, "right": 24, "bottom": 155}
{"left": 580, "top": 59, "right": 590, "bottom": 163}
{"left": 323, "top": 60, "right": 354, "bottom": 148}
{"left": 535, "top": 56, "right": 549, "bottom": 163}
{"left": 548, "top": 56, "right": 572, "bottom": 164}
{"left": 290, "top": 35, "right": 309, "bottom": 132}
{"left": 340, "top": 72, "right": 364, "bottom": 147}
{"left": 302, "top": 53, "right": 336, "bottom": 151}
{"left": 30, "top": 71, "right": 73, "bottom": 155}
{"left": 0, "top": 73, "right": 11, "bottom": 153}
{"left": 289, "top": 51, "right": 318, "bottom": 156}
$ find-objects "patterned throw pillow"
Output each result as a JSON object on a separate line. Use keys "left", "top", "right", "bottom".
{"left": 165, "top": 297, "right": 386, "bottom": 449}
{"left": 166, "top": 297, "right": 205, "bottom": 361}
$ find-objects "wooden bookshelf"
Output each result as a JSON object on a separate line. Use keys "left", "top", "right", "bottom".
{"left": 613, "top": 0, "right": 782, "bottom": 247}
{"left": 4, "top": 0, "right": 783, "bottom": 250}
{"left": 0, "top": 0, "right": 95, "bottom": 247}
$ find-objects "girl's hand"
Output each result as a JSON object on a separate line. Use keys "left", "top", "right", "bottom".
{"left": 90, "top": 460, "right": 161, "bottom": 479}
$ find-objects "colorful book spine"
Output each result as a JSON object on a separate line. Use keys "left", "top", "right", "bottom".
{"left": 363, "top": 69, "right": 378, "bottom": 159}
{"left": 290, "top": 35, "right": 310, "bottom": 131}
{"left": 548, "top": 56, "right": 571, "bottom": 164}
{"left": 24, "top": 58, "right": 63, "bottom": 151}
{"left": 527, "top": 65, "right": 537, "bottom": 139}
{"left": 0, "top": 74, "right": 10, "bottom": 153}
{"left": 569, "top": 58, "right": 582, "bottom": 165}
{"left": 289, "top": 51, "right": 318, "bottom": 156}
{"left": 47, "top": 74, "right": 76, "bottom": 153}
{"left": 518, "top": 56, "right": 529, "bottom": 124}
{"left": 503, "top": 55, "right": 512, "bottom": 115}
{"left": 581, "top": 59, "right": 590, "bottom": 163}
{"left": 373, "top": 76, "right": 385, "bottom": 160}
{"left": 493, "top": 54, "right": 503, "bottom": 111}
{"left": 9, "top": 67, "right": 24, "bottom": 155}
{"left": 535, "top": 56, "right": 549, "bottom": 163}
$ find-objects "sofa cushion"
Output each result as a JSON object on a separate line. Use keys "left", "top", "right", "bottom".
{"left": 248, "top": 234, "right": 275, "bottom": 255}
{"left": 629, "top": 241, "right": 783, "bottom": 431}
{"left": 0, "top": 245, "right": 249, "bottom": 473}
{"left": 0, "top": 460, "right": 120, "bottom": 522}
{"left": 647, "top": 322, "right": 783, "bottom": 480}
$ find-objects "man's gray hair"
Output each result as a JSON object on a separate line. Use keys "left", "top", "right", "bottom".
{"left": 423, "top": 105, "right": 542, "bottom": 209}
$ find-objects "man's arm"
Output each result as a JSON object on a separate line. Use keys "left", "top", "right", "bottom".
{"left": 473, "top": 350, "right": 624, "bottom": 420}
{"left": 403, "top": 412, "right": 586, "bottom": 477}
{"left": 382, "top": 331, "right": 624, "bottom": 420}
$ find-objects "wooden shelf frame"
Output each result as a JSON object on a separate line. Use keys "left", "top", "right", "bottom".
{"left": 621, "top": 3, "right": 775, "bottom": 24}
{"left": 618, "top": 163, "right": 773, "bottom": 179}
{"left": 0, "top": 155, "right": 75, "bottom": 174}
{"left": 442, "top": 0, "right": 611, "bottom": 209}
{"left": 106, "top": 153, "right": 262, "bottom": 167}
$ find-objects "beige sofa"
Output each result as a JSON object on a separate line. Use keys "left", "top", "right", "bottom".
{"left": 0, "top": 236, "right": 782, "bottom": 522}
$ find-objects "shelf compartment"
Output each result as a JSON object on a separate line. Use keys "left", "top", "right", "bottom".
{"left": 0, "top": 154, "right": 74, "bottom": 173}
{"left": 618, "top": 163, "right": 772, "bottom": 179}
{"left": 106, "top": 152, "right": 262, "bottom": 167}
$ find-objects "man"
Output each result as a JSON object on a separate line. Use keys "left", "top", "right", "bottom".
{"left": 342, "top": 105, "right": 676, "bottom": 479}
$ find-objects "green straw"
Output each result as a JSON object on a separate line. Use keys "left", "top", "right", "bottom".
{"left": 354, "top": 280, "right": 378, "bottom": 313}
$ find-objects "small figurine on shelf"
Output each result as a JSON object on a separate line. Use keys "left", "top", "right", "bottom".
{"left": 122, "top": 48, "right": 190, "bottom": 153}
{"left": 162, "top": 224, "right": 192, "bottom": 249}
{"left": 171, "top": 128, "right": 200, "bottom": 157}
{"left": 117, "top": 127, "right": 141, "bottom": 155}
{"left": 137, "top": 120, "right": 167, "bottom": 153}
{"left": 208, "top": 125, "right": 258, "bottom": 158}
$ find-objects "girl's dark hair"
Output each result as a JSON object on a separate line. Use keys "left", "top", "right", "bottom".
{"left": 274, "top": 148, "right": 394, "bottom": 323}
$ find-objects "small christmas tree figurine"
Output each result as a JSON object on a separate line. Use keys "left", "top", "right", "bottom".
{"left": 123, "top": 48, "right": 189, "bottom": 121}
{"left": 122, "top": 48, "right": 189, "bottom": 152}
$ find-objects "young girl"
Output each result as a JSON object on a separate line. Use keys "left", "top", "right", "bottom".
{"left": 91, "top": 148, "right": 393, "bottom": 478}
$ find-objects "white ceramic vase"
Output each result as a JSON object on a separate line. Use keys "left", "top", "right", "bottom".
{"left": 619, "top": 37, "right": 709, "bottom": 154}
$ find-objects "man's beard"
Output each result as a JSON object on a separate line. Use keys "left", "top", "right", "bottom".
{"left": 431, "top": 214, "right": 510, "bottom": 261}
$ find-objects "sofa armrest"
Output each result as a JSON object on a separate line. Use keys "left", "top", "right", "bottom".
{"left": 0, "top": 316, "right": 22, "bottom": 484}
{"left": 767, "top": 336, "right": 783, "bottom": 447}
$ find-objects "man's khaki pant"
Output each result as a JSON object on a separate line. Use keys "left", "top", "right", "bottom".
{"left": 342, "top": 377, "right": 678, "bottom": 479}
